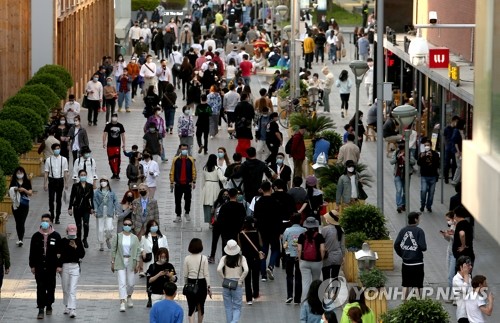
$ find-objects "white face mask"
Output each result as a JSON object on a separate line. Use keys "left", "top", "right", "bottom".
{"left": 347, "top": 167, "right": 355, "bottom": 173}
{"left": 100, "top": 181, "right": 108, "bottom": 188}
{"left": 447, "top": 220, "right": 453, "bottom": 226}
{"left": 184, "top": 109, "right": 191, "bottom": 115}
{"left": 111, "top": 117, "right": 118, "bottom": 123}
{"left": 424, "top": 146, "right": 431, "bottom": 152}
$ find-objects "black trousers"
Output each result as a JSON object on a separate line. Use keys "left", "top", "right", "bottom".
{"left": 48, "top": 178, "right": 64, "bottom": 222}
{"left": 265, "top": 142, "right": 279, "bottom": 164}
{"left": 210, "top": 223, "right": 222, "bottom": 258}
{"left": 158, "top": 80, "right": 169, "bottom": 99}
{"left": 174, "top": 184, "right": 192, "bottom": 216}
{"left": 304, "top": 53, "right": 314, "bottom": 69}
{"left": 285, "top": 255, "right": 302, "bottom": 302}
{"left": 86, "top": 100, "right": 100, "bottom": 124}
{"left": 132, "top": 77, "right": 139, "bottom": 98}
{"left": 35, "top": 267, "right": 57, "bottom": 308}
{"left": 322, "top": 264, "right": 341, "bottom": 281}
{"left": 196, "top": 126, "right": 209, "bottom": 153}
{"left": 244, "top": 257, "right": 261, "bottom": 302}
{"left": 12, "top": 204, "right": 29, "bottom": 240}
{"left": 74, "top": 209, "right": 90, "bottom": 240}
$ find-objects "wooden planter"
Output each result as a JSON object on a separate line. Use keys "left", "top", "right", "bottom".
{"left": 367, "top": 240, "right": 394, "bottom": 270}
{"left": 343, "top": 251, "right": 359, "bottom": 282}
{"left": 20, "top": 158, "right": 43, "bottom": 177}
{"left": 0, "top": 197, "right": 12, "bottom": 215}
{"left": 364, "top": 288, "right": 388, "bottom": 321}
{"left": 0, "top": 212, "right": 8, "bottom": 234}
{"left": 21, "top": 143, "right": 41, "bottom": 159}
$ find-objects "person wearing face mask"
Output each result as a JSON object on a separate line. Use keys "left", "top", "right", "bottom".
{"left": 129, "top": 21, "right": 142, "bottom": 47}
{"left": 143, "top": 123, "right": 163, "bottom": 164}
{"left": 52, "top": 116, "right": 71, "bottom": 160}
{"left": 72, "top": 146, "right": 98, "bottom": 187}
{"left": 254, "top": 106, "right": 271, "bottom": 161}
{"left": 390, "top": 141, "right": 416, "bottom": 213}
{"left": 44, "top": 143, "right": 69, "bottom": 224}
{"left": 337, "top": 133, "right": 360, "bottom": 166}
{"left": 140, "top": 221, "right": 170, "bottom": 306}
{"left": 40, "top": 128, "right": 61, "bottom": 161}
{"left": 178, "top": 105, "right": 195, "bottom": 155}
{"left": 103, "top": 77, "right": 118, "bottom": 122}
{"left": 147, "top": 248, "right": 178, "bottom": 308}
{"left": 201, "top": 154, "right": 227, "bottom": 225}
{"left": 114, "top": 55, "right": 127, "bottom": 90}
{"left": 29, "top": 213, "right": 62, "bottom": 319}
{"left": 9, "top": 167, "right": 33, "bottom": 246}
{"left": 364, "top": 57, "right": 374, "bottom": 105}
{"left": 68, "top": 170, "right": 95, "bottom": 248}
{"left": 162, "top": 82, "right": 178, "bottom": 135}
{"left": 58, "top": 224, "right": 85, "bottom": 318}
{"left": 103, "top": 114, "right": 127, "bottom": 179}
{"left": 441, "top": 211, "right": 456, "bottom": 294}
{"left": 270, "top": 152, "right": 292, "bottom": 188}
{"left": 67, "top": 115, "right": 90, "bottom": 162}
{"left": 117, "top": 191, "right": 136, "bottom": 232}
{"left": 139, "top": 151, "right": 160, "bottom": 198}
{"left": 63, "top": 94, "right": 81, "bottom": 125}
{"left": 335, "top": 160, "right": 362, "bottom": 210}
{"left": 117, "top": 68, "right": 133, "bottom": 113}
{"left": 170, "top": 144, "right": 197, "bottom": 223}
{"left": 93, "top": 177, "right": 121, "bottom": 251}
{"left": 131, "top": 183, "right": 160, "bottom": 240}
{"left": 140, "top": 54, "right": 158, "bottom": 93}
{"left": 265, "top": 112, "right": 282, "bottom": 164}
{"left": 85, "top": 73, "right": 103, "bottom": 126}
{"left": 394, "top": 212, "right": 427, "bottom": 300}
{"left": 195, "top": 94, "right": 212, "bottom": 155}
{"left": 348, "top": 110, "right": 366, "bottom": 150}
{"left": 126, "top": 57, "right": 141, "bottom": 101}
{"left": 217, "top": 147, "right": 231, "bottom": 173}
{"left": 417, "top": 140, "right": 440, "bottom": 213}
{"left": 111, "top": 218, "right": 142, "bottom": 312}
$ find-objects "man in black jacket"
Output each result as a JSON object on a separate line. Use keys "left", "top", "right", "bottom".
{"left": 314, "top": 29, "right": 327, "bottom": 64}
{"left": 29, "top": 214, "right": 62, "bottom": 319}
{"left": 417, "top": 140, "right": 440, "bottom": 212}
{"left": 217, "top": 188, "right": 246, "bottom": 251}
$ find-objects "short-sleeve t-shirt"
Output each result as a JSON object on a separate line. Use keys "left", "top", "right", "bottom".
{"left": 266, "top": 120, "right": 281, "bottom": 144}
{"left": 147, "top": 262, "right": 177, "bottom": 295}
{"left": 297, "top": 231, "right": 325, "bottom": 262}
{"left": 104, "top": 122, "right": 125, "bottom": 147}
{"left": 10, "top": 179, "right": 32, "bottom": 199}
{"left": 240, "top": 60, "right": 253, "bottom": 77}
{"left": 464, "top": 290, "right": 487, "bottom": 323}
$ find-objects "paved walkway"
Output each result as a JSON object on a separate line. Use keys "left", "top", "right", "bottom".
{"left": 0, "top": 41, "right": 499, "bottom": 322}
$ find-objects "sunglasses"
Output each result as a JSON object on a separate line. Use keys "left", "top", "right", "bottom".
{"left": 124, "top": 223, "right": 132, "bottom": 226}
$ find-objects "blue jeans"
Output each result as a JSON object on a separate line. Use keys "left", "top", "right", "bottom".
{"left": 328, "top": 45, "right": 337, "bottom": 61}
{"left": 242, "top": 76, "right": 251, "bottom": 86}
{"left": 447, "top": 252, "right": 456, "bottom": 288}
{"left": 394, "top": 175, "right": 406, "bottom": 208}
{"left": 260, "top": 235, "right": 280, "bottom": 278}
{"left": 164, "top": 108, "right": 176, "bottom": 129}
{"left": 420, "top": 176, "right": 437, "bottom": 209}
{"left": 117, "top": 91, "right": 131, "bottom": 109}
{"left": 223, "top": 284, "right": 243, "bottom": 323}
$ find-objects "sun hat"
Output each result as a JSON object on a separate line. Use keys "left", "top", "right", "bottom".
{"left": 303, "top": 216, "right": 320, "bottom": 229}
{"left": 324, "top": 210, "right": 340, "bottom": 225}
{"left": 224, "top": 239, "right": 241, "bottom": 256}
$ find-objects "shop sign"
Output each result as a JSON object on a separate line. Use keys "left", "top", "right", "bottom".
{"left": 448, "top": 61, "right": 460, "bottom": 86}
{"left": 428, "top": 48, "right": 449, "bottom": 68}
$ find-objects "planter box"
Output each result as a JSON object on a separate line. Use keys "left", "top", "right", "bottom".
{"left": 367, "top": 240, "right": 394, "bottom": 270}
{"left": 0, "top": 212, "right": 8, "bottom": 234}
{"left": 21, "top": 143, "right": 41, "bottom": 159}
{"left": 20, "top": 158, "right": 43, "bottom": 177}
{"left": 0, "top": 197, "right": 12, "bottom": 215}
{"left": 343, "top": 251, "right": 359, "bottom": 282}
{"left": 364, "top": 288, "right": 388, "bottom": 321}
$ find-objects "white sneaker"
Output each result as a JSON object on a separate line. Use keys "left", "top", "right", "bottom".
{"left": 119, "top": 301, "right": 126, "bottom": 312}
{"left": 69, "top": 310, "right": 76, "bottom": 318}
{"left": 127, "top": 297, "right": 133, "bottom": 308}
{"left": 185, "top": 214, "right": 191, "bottom": 222}
{"left": 16, "top": 240, "right": 23, "bottom": 247}
{"left": 63, "top": 307, "right": 70, "bottom": 315}
{"left": 247, "top": 301, "right": 253, "bottom": 305}
{"left": 173, "top": 216, "right": 182, "bottom": 223}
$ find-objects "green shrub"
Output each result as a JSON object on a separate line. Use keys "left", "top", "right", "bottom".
{"left": 317, "top": 162, "right": 373, "bottom": 189}
{"left": 0, "top": 120, "right": 32, "bottom": 154}
{"left": 381, "top": 298, "right": 450, "bottom": 323}
{"left": 27, "top": 73, "right": 67, "bottom": 99}
{"left": 3, "top": 93, "right": 49, "bottom": 121}
{"left": 0, "top": 106, "right": 45, "bottom": 139}
{"left": 345, "top": 231, "right": 367, "bottom": 251}
{"left": 0, "top": 138, "right": 19, "bottom": 175}
{"left": 359, "top": 268, "right": 387, "bottom": 288}
{"left": 322, "top": 183, "right": 337, "bottom": 202}
{"left": 319, "top": 130, "right": 343, "bottom": 158}
{"left": 0, "top": 168, "right": 6, "bottom": 200}
{"left": 289, "top": 113, "right": 335, "bottom": 138}
{"left": 36, "top": 64, "right": 73, "bottom": 89}
{"left": 340, "top": 204, "right": 389, "bottom": 240}
{"left": 18, "top": 84, "right": 61, "bottom": 111}
{"left": 132, "top": 0, "right": 185, "bottom": 11}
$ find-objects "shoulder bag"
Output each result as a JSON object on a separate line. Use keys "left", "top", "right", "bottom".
{"left": 183, "top": 255, "right": 203, "bottom": 296}
{"left": 221, "top": 256, "right": 240, "bottom": 290}
{"left": 241, "top": 231, "right": 265, "bottom": 260}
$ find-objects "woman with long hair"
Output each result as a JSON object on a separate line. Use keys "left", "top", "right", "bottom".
{"left": 183, "top": 238, "right": 211, "bottom": 323}
{"left": 143, "top": 85, "right": 160, "bottom": 119}
{"left": 208, "top": 189, "right": 229, "bottom": 263}
{"left": 340, "top": 286, "right": 375, "bottom": 323}
{"left": 298, "top": 175, "right": 324, "bottom": 223}
{"left": 300, "top": 280, "right": 325, "bottom": 322}
{"left": 146, "top": 247, "right": 177, "bottom": 306}
{"left": 140, "top": 219, "right": 169, "bottom": 305}
{"left": 217, "top": 147, "right": 231, "bottom": 174}
{"left": 126, "top": 152, "right": 144, "bottom": 189}
{"left": 9, "top": 167, "right": 32, "bottom": 246}
{"left": 349, "top": 110, "right": 365, "bottom": 150}
{"left": 187, "top": 74, "right": 203, "bottom": 107}
{"left": 180, "top": 57, "right": 194, "bottom": 101}
{"left": 322, "top": 211, "right": 345, "bottom": 281}
{"left": 217, "top": 240, "right": 249, "bottom": 322}
{"left": 68, "top": 169, "right": 94, "bottom": 249}
{"left": 207, "top": 85, "right": 222, "bottom": 138}
{"left": 237, "top": 217, "right": 263, "bottom": 305}
{"left": 201, "top": 154, "right": 226, "bottom": 225}
{"left": 162, "top": 83, "right": 178, "bottom": 134}
{"left": 336, "top": 70, "right": 353, "bottom": 118}
{"left": 225, "top": 58, "right": 238, "bottom": 86}
{"left": 93, "top": 177, "right": 120, "bottom": 251}
{"left": 54, "top": 115, "right": 71, "bottom": 160}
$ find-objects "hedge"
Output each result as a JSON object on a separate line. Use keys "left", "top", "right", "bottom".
{"left": 0, "top": 138, "right": 20, "bottom": 175}
{"left": 0, "top": 106, "right": 45, "bottom": 139}
{"left": 36, "top": 64, "right": 74, "bottom": 89}
{"left": 27, "top": 73, "right": 67, "bottom": 99}
{"left": 132, "top": 0, "right": 185, "bottom": 11}
{"left": 18, "top": 84, "right": 60, "bottom": 111}
{"left": 0, "top": 168, "right": 6, "bottom": 200}
{"left": 3, "top": 93, "right": 49, "bottom": 121}
{"left": 0, "top": 120, "right": 32, "bottom": 154}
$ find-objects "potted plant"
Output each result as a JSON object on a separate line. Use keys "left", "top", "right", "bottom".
{"left": 318, "top": 130, "right": 343, "bottom": 160}
{"left": 0, "top": 106, "right": 45, "bottom": 140}
{"left": 316, "top": 163, "right": 373, "bottom": 195}
{"left": 277, "top": 79, "right": 309, "bottom": 100}
{"left": 342, "top": 231, "right": 367, "bottom": 282}
{"left": 0, "top": 139, "right": 19, "bottom": 215}
{"left": 0, "top": 120, "right": 33, "bottom": 154}
{"left": 27, "top": 73, "right": 67, "bottom": 99}
{"left": 18, "top": 84, "right": 61, "bottom": 111}
{"left": 289, "top": 113, "right": 335, "bottom": 139}
{"left": 36, "top": 64, "right": 74, "bottom": 89}
{"left": 3, "top": 93, "right": 50, "bottom": 121}
{"left": 0, "top": 168, "right": 7, "bottom": 233}
{"left": 359, "top": 268, "right": 388, "bottom": 321}
{"left": 340, "top": 204, "right": 393, "bottom": 270}
{"left": 381, "top": 298, "right": 450, "bottom": 323}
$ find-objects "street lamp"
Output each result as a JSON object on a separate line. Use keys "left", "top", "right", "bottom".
{"left": 392, "top": 104, "right": 417, "bottom": 216}
{"left": 349, "top": 60, "right": 370, "bottom": 146}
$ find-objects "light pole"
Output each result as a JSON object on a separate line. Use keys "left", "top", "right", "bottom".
{"left": 349, "top": 60, "right": 370, "bottom": 146}
{"left": 276, "top": 5, "right": 288, "bottom": 46}
{"left": 266, "top": 0, "right": 274, "bottom": 44}
{"left": 375, "top": 0, "right": 384, "bottom": 213}
{"left": 392, "top": 104, "right": 417, "bottom": 216}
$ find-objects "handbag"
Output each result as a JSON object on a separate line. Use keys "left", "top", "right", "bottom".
{"left": 357, "top": 181, "right": 368, "bottom": 200}
{"left": 142, "top": 252, "right": 153, "bottom": 262}
{"left": 172, "top": 63, "right": 182, "bottom": 73}
{"left": 241, "top": 231, "right": 265, "bottom": 260}
{"left": 341, "top": 48, "right": 347, "bottom": 58}
{"left": 183, "top": 255, "right": 203, "bottom": 296}
{"left": 19, "top": 194, "right": 30, "bottom": 207}
{"left": 222, "top": 278, "right": 238, "bottom": 290}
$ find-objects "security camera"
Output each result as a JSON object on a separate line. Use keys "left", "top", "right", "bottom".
{"left": 429, "top": 11, "right": 438, "bottom": 24}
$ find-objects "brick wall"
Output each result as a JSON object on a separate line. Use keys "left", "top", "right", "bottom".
{"left": 418, "top": 0, "right": 475, "bottom": 62}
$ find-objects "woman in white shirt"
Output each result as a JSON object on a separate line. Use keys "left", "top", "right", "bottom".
{"left": 183, "top": 238, "right": 211, "bottom": 323}
{"left": 111, "top": 218, "right": 141, "bottom": 312}
{"left": 225, "top": 58, "right": 238, "bottom": 85}
{"left": 217, "top": 147, "right": 231, "bottom": 174}
{"left": 335, "top": 69, "right": 353, "bottom": 118}
{"left": 217, "top": 240, "right": 249, "bottom": 322}
{"left": 114, "top": 55, "right": 127, "bottom": 91}
{"left": 139, "top": 152, "right": 160, "bottom": 198}
{"left": 201, "top": 154, "right": 226, "bottom": 224}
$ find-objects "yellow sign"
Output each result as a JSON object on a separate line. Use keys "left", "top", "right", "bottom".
{"left": 449, "top": 62, "right": 460, "bottom": 86}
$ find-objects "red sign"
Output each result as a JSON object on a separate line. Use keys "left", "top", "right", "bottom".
{"left": 428, "top": 48, "right": 449, "bottom": 68}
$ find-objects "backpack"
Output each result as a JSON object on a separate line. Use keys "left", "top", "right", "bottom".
{"left": 302, "top": 232, "right": 319, "bottom": 261}
{"left": 285, "top": 137, "right": 294, "bottom": 155}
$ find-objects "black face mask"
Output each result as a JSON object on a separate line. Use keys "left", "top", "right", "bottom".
{"left": 140, "top": 191, "right": 148, "bottom": 197}
{"left": 126, "top": 196, "right": 134, "bottom": 202}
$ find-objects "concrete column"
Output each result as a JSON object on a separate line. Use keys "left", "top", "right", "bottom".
{"left": 31, "top": 0, "right": 54, "bottom": 74}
